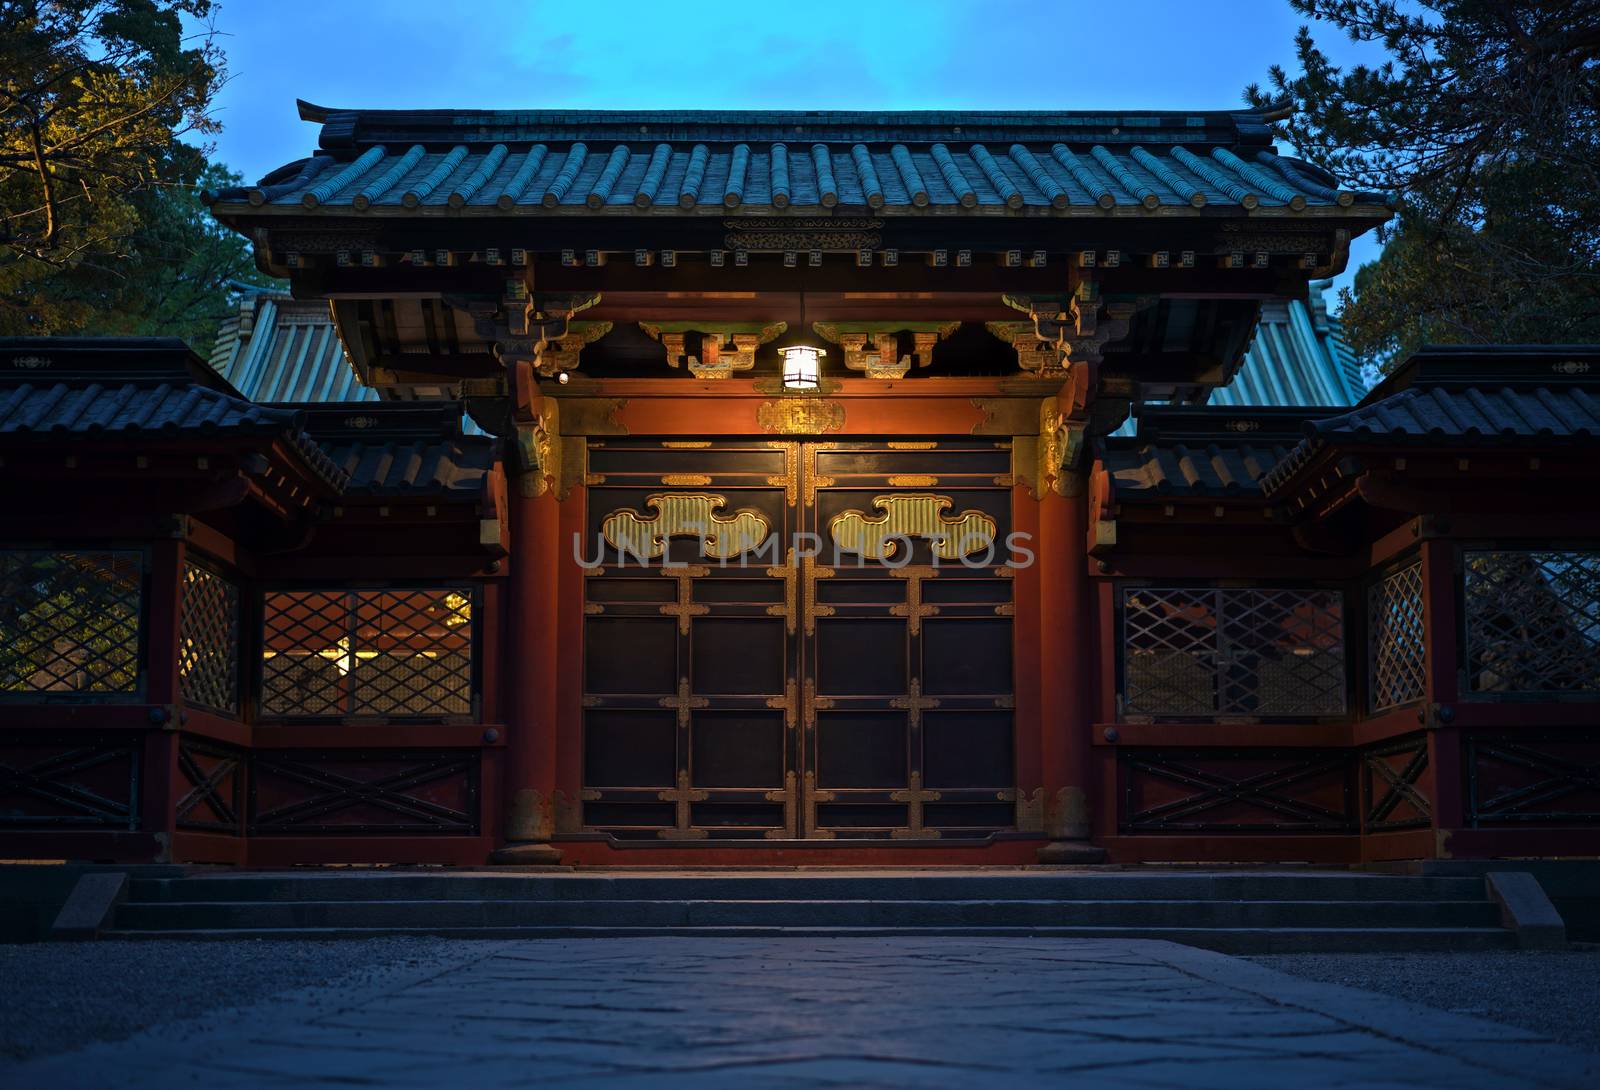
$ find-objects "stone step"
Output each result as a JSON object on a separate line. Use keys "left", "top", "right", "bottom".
{"left": 113, "top": 896, "right": 1502, "bottom": 931}
{"left": 125, "top": 873, "right": 1490, "bottom": 905}
{"left": 99, "top": 924, "right": 1519, "bottom": 954}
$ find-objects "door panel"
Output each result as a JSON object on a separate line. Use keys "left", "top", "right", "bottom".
{"left": 579, "top": 438, "right": 1018, "bottom": 841}
{"left": 800, "top": 440, "right": 1017, "bottom": 840}
{"left": 581, "top": 441, "right": 797, "bottom": 839}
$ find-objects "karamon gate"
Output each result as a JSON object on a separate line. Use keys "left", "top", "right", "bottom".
{"left": 4, "top": 101, "right": 1600, "bottom": 868}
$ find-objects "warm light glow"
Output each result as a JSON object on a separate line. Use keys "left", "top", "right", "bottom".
{"left": 781, "top": 344, "right": 824, "bottom": 390}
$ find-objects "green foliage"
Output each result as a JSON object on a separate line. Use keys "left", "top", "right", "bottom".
{"left": 1250, "top": 1, "right": 1600, "bottom": 366}
{"left": 0, "top": 1, "right": 275, "bottom": 350}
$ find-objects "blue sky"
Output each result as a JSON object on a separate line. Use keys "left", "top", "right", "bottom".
{"left": 198, "top": 0, "right": 1387, "bottom": 293}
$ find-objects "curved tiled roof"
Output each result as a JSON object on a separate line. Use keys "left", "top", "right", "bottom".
{"left": 0, "top": 337, "right": 349, "bottom": 490}
{"left": 1307, "top": 383, "right": 1600, "bottom": 442}
{"left": 211, "top": 104, "right": 1381, "bottom": 216}
{"left": 1103, "top": 440, "right": 1298, "bottom": 498}
{"left": 1100, "top": 406, "right": 1330, "bottom": 500}
{"left": 1259, "top": 346, "right": 1600, "bottom": 496}
{"left": 285, "top": 403, "right": 497, "bottom": 499}
{"left": 0, "top": 380, "right": 347, "bottom": 490}
{"left": 321, "top": 437, "right": 495, "bottom": 496}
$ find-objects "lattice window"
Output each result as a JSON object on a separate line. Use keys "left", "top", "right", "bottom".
{"left": 0, "top": 550, "right": 142, "bottom": 697}
{"left": 1369, "top": 562, "right": 1426, "bottom": 711}
{"left": 179, "top": 563, "right": 239, "bottom": 714}
{"left": 1465, "top": 551, "right": 1600, "bottom": 694}
{"left": 1121, "top": 586, "right": 1346, "bottom": 720}
{"left": 260, "top": 588, "right": 474, "bottom": 719}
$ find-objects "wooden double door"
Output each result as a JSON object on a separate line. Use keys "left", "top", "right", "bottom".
{"left": 580, "top": 439, "right": 1017, "bottom": 840}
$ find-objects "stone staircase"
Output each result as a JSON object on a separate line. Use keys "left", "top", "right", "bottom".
{"left": 100, "top": 869, "right": 1524, "bottom": 952}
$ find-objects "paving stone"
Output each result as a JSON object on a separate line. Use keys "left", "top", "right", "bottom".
{"left": 2, "top": 938, "right": 1597, "bottom": 1090}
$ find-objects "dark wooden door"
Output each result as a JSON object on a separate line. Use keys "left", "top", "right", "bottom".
{"left": 580, "top": 438, "right": 1016, "bottom": 841}
{"left": 802, "top": 441, "right": 1017, "bottom": 838}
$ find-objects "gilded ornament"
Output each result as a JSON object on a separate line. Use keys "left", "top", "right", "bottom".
{"left": 889, "top": 566, "right": 940, "bottom": 635}
{"left": 659, "top": 565, "right": 711, "bottom": 634}
{"left": 801, "top": 769, "right": 836, "bottom": 839}
{"left": 657, "top": 767, "right": 710, "bottom": 840}
{"left": 889, "top": 766, "right": 941, "bottom": 839}
{"left": 829, "top": 494, "right": 997, "bottom": 560}
{"left": 765, "top": 442, "right": 798, "bottom": 505}
{"left": 802, "top": 443, "right": 835, "bottom": 506}
{"left": 601, "top": 493, "right": 771, "bottom": 560}
{"left": 757, "top": 398, "right": 845, "bottom": 435}
{"left": 766, "top": 548, "right": 798, "bottom": 634}
{"left": 764, "top": 769, "right": 799, "bottom": 839}
{"left": 802, "top": 553, "right": 834, "bottom": 637}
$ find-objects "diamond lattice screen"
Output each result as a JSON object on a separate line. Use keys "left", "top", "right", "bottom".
{"left": 1369, "top": 562, "right": 1426, "bottom": 712}
{"left": 0, "top": 550, "right": 142, "bottom": 696}
{"left": 179, "top": 563, "right": 239, "bottom": 714}
{"left": 261, "top": 589, "right": 474, "bottom": 718}
{"left": 1122, "top": 587, "right": 1347, "bottom": 719}
{"left": 1465, "top": 551, "right": 1600, "bottom": 694}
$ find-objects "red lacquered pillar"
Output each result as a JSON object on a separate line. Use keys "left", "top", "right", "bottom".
{"left": 1036, "top": 481, "right": 1103, "bottom": 863}
{"left": 492, "top": 478, "right": 563, "bottom": 865}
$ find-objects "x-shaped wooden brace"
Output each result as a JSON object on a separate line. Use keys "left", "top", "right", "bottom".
{"left": 251, "top": 755, "right": 474, "bottom": 830}
{"left": 176, "top": 744, "right": 239, "bottom": 830}
{"left": 1366, "top": 744, "right": 1431, "bottom": 827}
{"left": 1125, "top": 754, "right": 1351, "bottom": 830}
{"left": 0, "top": 746, "right": 133, "bottom": 826}
{"left": 1474, "top": 740, "right": 1600, "bottom": 820}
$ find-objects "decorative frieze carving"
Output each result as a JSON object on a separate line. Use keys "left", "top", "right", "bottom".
{"left": 757, "top": 398, "right": 845, "bottom": 435}
{"left": 812, "top": 321, "right": 959, "bottom": 379}
{"left": 640, "top": 321, "right": 786, "bottom": 379}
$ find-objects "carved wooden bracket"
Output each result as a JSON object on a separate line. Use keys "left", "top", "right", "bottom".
{"left": 1000, "top": 287, "right": 1143, "bottom": 372}
{"left": 640, "top": 321, "right": 786, "bottom": 379}
{"left": 985, "top": 321, "right": 1062, "bottom": 375}
{"left": 812, "top": 321, "right": 959, "bottom": 379}
{"left": 540, "top": 320, "right": 612, "bottom": 375}
{"left": 471, "top": 291, "right": 601, "bottom": 377}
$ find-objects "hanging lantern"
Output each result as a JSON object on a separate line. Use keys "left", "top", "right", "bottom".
{"left": 781, "top": 344, "right": 824, "bottom": 391}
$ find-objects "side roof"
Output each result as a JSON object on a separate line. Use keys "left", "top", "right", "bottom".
{"left": 1210, "top": 279, "right": 1366, "bottom": 408}
{"left": 211, "top": 293, "right": 377, "bottom": 403}
{"left": 0, "top": 337, "right": 347, "bottom": 490}
{"left": 277, "top": 402, "right": 498, "bottom": 499}
{"left": 1100, "top": 405, "right": 1336, "bottom": 500}
{"left": 1261, "top": 345, "right": 1600, "bottom": 495}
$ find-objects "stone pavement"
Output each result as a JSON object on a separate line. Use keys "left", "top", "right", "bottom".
{"left": 2, "top": 938, "right": 1595, "bottom": 1089}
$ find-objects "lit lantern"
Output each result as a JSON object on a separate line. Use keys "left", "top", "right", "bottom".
{"left": 781, "top": 344, "right": 824, "bottom": 391}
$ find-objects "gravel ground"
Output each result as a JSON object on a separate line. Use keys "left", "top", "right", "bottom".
{"left": 1253, "top": 951, "right": 1600, "bottom": 1052}
{"left": 0, "top": 937, "right": 462, "bottom": 1063}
